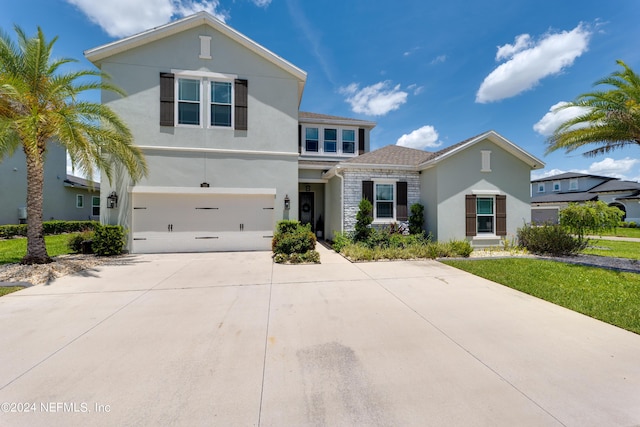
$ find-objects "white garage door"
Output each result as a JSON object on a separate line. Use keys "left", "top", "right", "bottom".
{"left": 131, "top": 191, "right": 274, "bottom": 253}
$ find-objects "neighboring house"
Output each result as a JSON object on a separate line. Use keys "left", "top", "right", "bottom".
{"left": 0, "top": 142, "right": 100, "bottom": 225}
{"left": 531, "top": 172, "right": 640, "bottom": 224}
{"left": 85, "top": 12, "right": 542, "bottom": 253}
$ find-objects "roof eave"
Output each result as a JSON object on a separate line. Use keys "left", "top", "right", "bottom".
{"left": 299, "top": 116, "right": 377, "bottom": 128}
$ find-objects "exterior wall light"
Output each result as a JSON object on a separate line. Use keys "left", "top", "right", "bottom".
{"left": 284, "top": 194, "right": 290, "bottom": 210}
{"left": 107, "top": 191, "right": 118, "bottom": 209}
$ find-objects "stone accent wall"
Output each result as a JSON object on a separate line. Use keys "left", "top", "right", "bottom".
{"left": 342, "top": 168, "right": 421, "bottom": 232}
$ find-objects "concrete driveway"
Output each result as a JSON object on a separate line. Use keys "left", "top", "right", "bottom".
{"left": 0, "top": 245, "right": 639, "bottom": 426}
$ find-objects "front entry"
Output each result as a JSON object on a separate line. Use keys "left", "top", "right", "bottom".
{"left": 299, "top": 192, "right": 314, "bottom": 231}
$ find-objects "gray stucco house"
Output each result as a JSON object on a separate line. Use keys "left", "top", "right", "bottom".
{"left": 85, "top": 11, "right": 543, "bottom": 253}
{"left": 0, "top": 142, "right": 99, "bottom": 225}
{"left": 531, "top": 172, "right": 640, "bottom": 224}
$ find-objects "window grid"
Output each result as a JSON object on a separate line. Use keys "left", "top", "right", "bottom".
{"left": 76, "top": 195, "right": 84, "bottom": 209}
{"left": 92, "top": 196, "right": 100, "bottom": 217}
{"left": 210, "top": 81, "right": 232, "bottom": 127}
{"left": 177, "top": 78, "right": 200, "bottom": 125}
{"left": 175, "top": 76, "right": 234, "bottom": 128}
{"left": 375, "top": 183, "right": 394, "bottom": 220}
{"left": 302, "top": 126, "right": 358, "bottom": 156}
{"left": 477, "top": 197, "right": 494, "bottom": 233}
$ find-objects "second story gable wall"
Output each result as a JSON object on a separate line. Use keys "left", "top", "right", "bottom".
{"left": 99, "top": 24, "right": 301, "bottom": 154}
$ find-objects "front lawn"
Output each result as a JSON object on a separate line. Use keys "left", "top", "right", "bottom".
{"left": 0, "top": 286, "right": 23, "bottom": 297}
{"left": 596, "top": 227, "right": 640, "bottom": 239}
{"left": 0, "top": 234, "right": 75, "bottom": 265}
{"left": 583, "top": 239, "right": 640, "bottom": 260}
{"left": 442, "top": 258, "right": 640, "bottom": 334}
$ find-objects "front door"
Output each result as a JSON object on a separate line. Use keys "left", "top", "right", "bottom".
{"left": 299, "top": 192, "right": 314, "bottom": 231}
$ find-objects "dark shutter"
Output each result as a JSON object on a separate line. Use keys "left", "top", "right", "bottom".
{"left": 234, "top": 79, "right": 248, "bottom": 130}
{"left": 496, "top": 194, "right": 507, "bottom": 236}
{"left": 358, "top": 128, "right": 365, "bottom": 155}
{"left": 465, "top": 194, "right": 477, "bottom": 236}
{"left": 298, "top": 125, "right": 302, "bottom": 154}
{"left": 362, "top": 181, "right": 373, "bottom": 203}
{"left": 159, "top": 73, "right": 175, "bottom": 126}
{"left": 396, "top": 181, "right": 408, "bottom": 221}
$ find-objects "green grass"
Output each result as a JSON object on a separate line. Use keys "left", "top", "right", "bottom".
{"left": 0, "top": 286, "right": 24, "bottom": 297}
{"left": 442, "top": 258, "right": 640, "bottom": 334}
{"left": 583, "top": 239, "right": 640, "bottom": 260}
{"left": 596, "top": 227, "right": 640, "bottom": 238}
{"left": 0, "top": 234, "right": 75, "bottom": 265}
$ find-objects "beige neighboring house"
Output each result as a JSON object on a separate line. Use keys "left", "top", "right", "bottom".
{"left": 0, "top": 142, "right": 100, "bottom": 225}
{"left": 85, "top": 11, "right": 542, "bottom": 253}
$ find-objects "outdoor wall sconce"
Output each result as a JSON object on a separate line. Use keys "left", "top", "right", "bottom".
{"left": 106, "top": 191, "right": 118, "bottom": 209}
{"left": 200, "top": 182, "right": 210, "bottom": 188}
{"left": 284, "top": 194, "right": 290, "bottom": 210}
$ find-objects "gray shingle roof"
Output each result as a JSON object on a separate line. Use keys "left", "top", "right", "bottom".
{"left": 589, "top": 180, "right": 640, "bottom": 193}
{"left": 531, "top": 192, "right": 599, "bottom": 203}
{"left": 299, "top": 111, "right": 376, "bottom": 127}
{"left": 531, "top": 172, "right": 614, "bottom": 183}
{"left": 342, "top": 145, "right": 434, "bottom": 166}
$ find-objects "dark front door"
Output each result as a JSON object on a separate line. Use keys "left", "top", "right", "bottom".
{"left": 299, "top": 192, "right": 314, "bottom": 231}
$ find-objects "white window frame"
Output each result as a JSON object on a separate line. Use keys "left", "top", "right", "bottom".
{"left": 537, "top": 183, "right": 545, "bottom": 193}
{"left": 173, "top": 70, "right": 236, "bottom": 129}
{"left": 481, "top": 150, "right": 491, "bottom": 172}
{"left": 92, "top": 196, "right": 100, "bottom": 217}
{"left": 553, "top": 181, "right": 561, "bottom": 192}
{"left": 476, "top": 196, "right": 495, "bottom": 234}
{"left": 301, "top": 125, "right": 358, "bottom": 157}
{"left": 76, "top": 194, "right": 84, "bottom": 209}
{"left": 569, "top": 178, "right": 578, "bottom": 191}
{"left": 373, "top": 181, "right": 396, "bottom": 222}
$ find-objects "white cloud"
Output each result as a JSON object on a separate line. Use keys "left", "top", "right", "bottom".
{"left": 252, "top": 0, "right": 271, "bottom": 6}
{"left": 476, "top": 23, "right": 591, "bottom": 103}
{"left": 430, "top": 55, "right": 447, "bottom": 65}
{"left": 533, "top": 101, "right": 591, "bottom": 136}
{"left": 407, "top": 84, "right": 424, "bottom": 96}
{"left": 531, "top": 168, "right": 566, "bottom": 180}
{"left": 65, "top": 0, "right": 228, "bottom": 38}
{"left": 340, "top": 81, "right": 408, "bottom": 116}
{"left": 586, "top": 157, "right": 639, "bottom": 178}
{"left": 396, "top": 125, "right": 442, "bottom": 150}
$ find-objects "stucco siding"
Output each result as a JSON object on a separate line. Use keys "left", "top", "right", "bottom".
{"left": 325, "top": 175, "right": 342, "bottom": 241}
{"left": 419, "top": 167, "right": 438, "bottom": 239}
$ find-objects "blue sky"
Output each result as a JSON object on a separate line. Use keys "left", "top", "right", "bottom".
{"left": 3, "top": 0, "right": 640, "bottom": 181}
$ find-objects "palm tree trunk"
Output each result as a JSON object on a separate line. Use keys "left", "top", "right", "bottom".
{"left": 21, "top": 149, "right": 51, "bottom": 264}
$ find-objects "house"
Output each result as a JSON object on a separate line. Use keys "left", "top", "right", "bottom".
{"left": 531, "top": 172, "right": 640, "bottom": 224}
{"left": 0, "top": 142, "right": 100, "bottom": 225}
{"left": 85, "top": 12, "right": 542, "bottom": 253}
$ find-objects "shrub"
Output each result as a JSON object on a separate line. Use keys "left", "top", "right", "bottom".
{"left": 67, "top": 231, "right": 94, "bottom": 254}
{"left": 517, "top": 223, "right": 586, "bottom": 256}
{"left": 331, "top": 231, "right": 353, "bottom": 252}
{"left": 447, "top": 239, "right": 473, "bottom": 257}
{"left": 276, "top": 220, "right": 301, "bottom": 235}
{"left": 354, "top": 198, "right": 373, "bottom": 242}
{"left": 0, "top": 220, "right": 99, "bottom": 239}
{"left": 92, "top": 225, "right": 126, "bottom": 256}
{"left": 272, "top": 220, "right": 316, "bottom": 256}
{"left": 409, "top": 203, "right": 425, "bottom": 235}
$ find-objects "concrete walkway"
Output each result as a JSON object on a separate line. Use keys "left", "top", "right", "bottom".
{"left": 0, "top": 245, "right": 639, "bottom": 426}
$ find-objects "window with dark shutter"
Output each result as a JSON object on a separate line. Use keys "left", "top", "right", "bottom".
{"left": 465, "top": 194, "right": 477, "bottom": 236}
{"left": 396, "top": 181, "right": 408, "bottom": 221}
{"left": 159, "top": 73, "right": 175, "bottom": 126}
{"left": 362, "top": 181, "right": 373, "bottom": 203}
{"left": 358, "top": 128, "right": 365, "bottom": 155}
{"left": 234, "top": 79, "right": 248, "bottom": 130}
{"left": 496, "top": 194, "right": 507, "bottom": 236}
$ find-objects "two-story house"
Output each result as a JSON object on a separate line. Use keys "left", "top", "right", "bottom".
{"left": 86, "top": 12, "right": 543, "bottom": 253}
{"left": 531, "top": 172, "right": 640, "bottom": 224}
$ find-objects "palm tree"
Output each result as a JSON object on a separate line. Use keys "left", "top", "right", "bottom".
{"left": 0, "top": 26, "right": 147, "bottom": 264}
{"left": 546, "top": 60, "right": 640, "bottom": 157}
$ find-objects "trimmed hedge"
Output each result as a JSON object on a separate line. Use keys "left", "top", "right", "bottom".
{"left": 0, "top": 220, "right": 99, "bottom": 239}
{"left": 92, "top": 225, "right": 126, "bottom": 256}
{"left": 272, "top": 220, "right": 319, "bottom": 263}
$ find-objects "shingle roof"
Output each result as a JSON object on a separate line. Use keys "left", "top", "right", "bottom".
{"left": 299, "top": 111, "right": 376, "bottom": 127}
{"left": 531, "top": 172, "right": 614, "bottom": 183}
{"left": 342, "top": 145, "right": 434, "bottom": 166}
{"left": 589, "top": 180, "right": 640, "bottom": 193}
{"left": 64, "top": 175, "right": 100, "bottom": 190}
{"left": 298, "top": 160, "right": 340, "bottom": 169}
{"left": 531, "top": 192, "right": 599, "bottom": 203}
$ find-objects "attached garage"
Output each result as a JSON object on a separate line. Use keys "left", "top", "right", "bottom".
{"left": 130, "top": 187, "right": 275, "bottom": 253}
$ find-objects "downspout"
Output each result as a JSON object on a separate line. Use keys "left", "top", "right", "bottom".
{"left": 335, "top": 166, "right": 344, "bottom": 233}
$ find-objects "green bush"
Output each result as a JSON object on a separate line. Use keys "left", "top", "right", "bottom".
{"left": 517, "top": 223, "right": 586, "bottom": 256}
{"left": 331, "top": 231, "right": 353, "bottom": 252}
{"left": 354, "top": 199, "right": 373, "bottom": 242}
{"left": 446, "top": 239, "right": 473, "bottom": 257}
{"left": 67, "top": 231, "right": 95, "bottom": 254}
{"left": 92, "top": 225, "right": 126, "bottom": 256}
{"left": 0, "top": 220, "right": 98, "bottom": 239}
{"left": 409, "top": 203, "right": 425, "bottom": 235}
{"left": 272, "top": 221, "right": 316, "bottom": 255}
{"left": 337, "top": 237, "right": 471, "bottom": 261}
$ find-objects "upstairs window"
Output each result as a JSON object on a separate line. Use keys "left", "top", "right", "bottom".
{"left": 553, "top": 181, "right": 561, "bottom": 192}
{"left": 324, "top": 129, "right": 337, "bottom": 153}
{"left": 342, "top": 130, "right": 355, "bottom": 154}
{"left": 210, "top": 81, "right": 232, "bottom": 127}
{"left": 178, "top": 78, "right": 201, "bottom": 125}
{"left": 569, "top": 178, "right": 578, "bottom": 191}
{"left": 305, "top": 128, "right": 319, "bottom": 152}
{"left": 537, "top": 183, "right": 545, "bottom": 193}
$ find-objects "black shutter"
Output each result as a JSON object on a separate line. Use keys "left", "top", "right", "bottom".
{"left": 362, "top": 181, "right": 373, "bottom": 203}
{"left": 496, "top": 195, "right": 507, "bottom": 236}
{"left": 396, "top": 182, "right": 408, "bottom": 221}
{"left": 159, "top": 73, "right": 174, "bottom": 126}
{"left": 358, "top": 128, "right": 365, "bottom": 155}
{"left": 298, "top": 125, "right": 302, "bottom": 154}
{"left": 465, "top": 194, "right": 477, "bottom": 236}
{"left": 234, "top": 79, "right": 248, "bottom": 130}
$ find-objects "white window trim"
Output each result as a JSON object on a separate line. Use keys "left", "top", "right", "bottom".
{"left": 373, "top": 180, "right": 396, "bottom": 223}
{"left": 552, "top": 181, "right": 561, "bottom": 192}
{"left": 476, "top": 196, "right": 495, "bottom": 235}
{"left": 481, "top": 150, "right": 491, "bottom": 172}
{"left": 76, "top": 194, "right": 84, "bottom": 209}
{"left": 569, "top": 178, "right": 578, "bottom": 191}
{"left": 537, "top": 183, "right": 545, "bottom": 193}
{"left": 173, "top": 70, "right": 237, "bottom": 129}
{"left": 301, "top": 125, "right": 359, "bottom": 157}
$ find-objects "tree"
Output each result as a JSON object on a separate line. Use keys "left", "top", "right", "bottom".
{"left": 354, "top": 198, "right": 373, "bottom": 242}
{"left": 0, "top": 26, "right": 147, "bottom": 264}
{"left": 546, "top": 60, "right": 640, "bottom": 157}
{"left": 408, "top": 203, "right": 425, "bottom": 235}
{"left": 559, "top": 201, "right": 624, "bottom": 244}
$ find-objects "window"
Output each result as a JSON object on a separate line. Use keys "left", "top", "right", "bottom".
{"left": 92, "top": 196, "right": 100, "bottom": 217}
{"left": 481, "top": 150, "right": 491, "bottom": 172}
{"left": 210, "top": 81, "right": 232, "bottom": 127}
{"left": 177, "top": 78, "right": 201, "bottom": 125}
{"left": 76, "top": 195, "right": 84, "bottom": 209}
{"left": 342, "top": 130, "right": 355, "bottom": 154}
{"left": 305, "top": 127, "right": 319, "bottom": 152}
{"left": 477, "top": 197, "right": 494, "bottom": 233}
{"left": 324, "top": 129, "right": 337, "bottom": 152}
{"left": 375, "top": 183, "right": 394, "bottom": 219}
{"left": 553, "top": 181, "right": 561, "bottom": 192}
{"left": 569, "top": 179, "right": 578, "bottom": 190}
{"left": 537, "top": 183, "right": 545, "bottom": 193}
